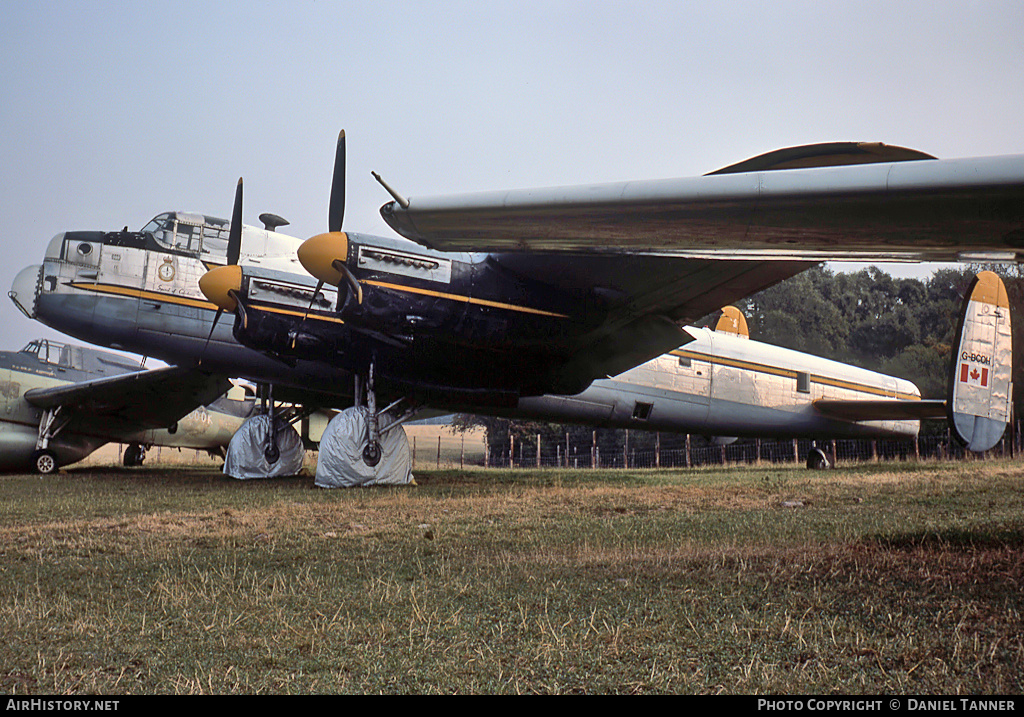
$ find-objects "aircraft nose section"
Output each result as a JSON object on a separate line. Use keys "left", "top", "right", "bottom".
{"left": 9, "top": 264, "right": 42, "bottom": 319}
{"left": 199, "top": 264, "right": 243, "bottom": 312}
{"left": 298, "top": 232, "right": 349, "bottom": 286}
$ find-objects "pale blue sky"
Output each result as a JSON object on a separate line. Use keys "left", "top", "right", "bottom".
{"left": 2, "top": 0, "right": 1022, "bottom": 351}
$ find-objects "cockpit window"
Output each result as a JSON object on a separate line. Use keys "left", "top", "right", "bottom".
{"left": 173, "top": 220, "right": 202, "bottom": 252}
{"left": 141, "top": 212, "right": 230, "bottom": 255}
{"left": 141, "top": 213, "right": 175, "bottom": 246}
{"left": 201, "top": 216, "right": 230, "bottom": 256}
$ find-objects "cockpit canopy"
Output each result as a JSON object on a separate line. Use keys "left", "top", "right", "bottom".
{"left": 20, "top": 339, "right": 85, "bottom": 370}
{"left": 141, "top": 212, "right": 231, "bottom": 255}
{"left": 20, "top": 339, "right": 146, "bottom": 374}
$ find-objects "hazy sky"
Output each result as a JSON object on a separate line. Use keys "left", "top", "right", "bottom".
{"left": 2, "top": 0, "right": 1022, "bottom": 353}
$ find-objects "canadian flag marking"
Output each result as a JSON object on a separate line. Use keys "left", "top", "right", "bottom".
{"left": 960, "top": 363, "right": 989, "bottom": 387}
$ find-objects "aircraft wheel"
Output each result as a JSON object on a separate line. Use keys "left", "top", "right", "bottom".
{"left": 32, "top": 449, "right": 58, "bottom": 475}
{"left": 806, "top": 447, "right": 831, "bottom": 470}
{"left": 123, "top": 443, "right": 145, "bottom": 467}
{"left": 362, "top": 440, "right": 382, "bottom": 467}
{"left": 264, "top": 442, "right": 280, "bottom": 465}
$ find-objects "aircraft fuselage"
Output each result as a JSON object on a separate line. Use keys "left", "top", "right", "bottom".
{"left": 14, "top": 213, "right": 922, "bottom": 444}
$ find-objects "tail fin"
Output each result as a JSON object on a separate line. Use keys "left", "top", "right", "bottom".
{"left": 949, "top": 271, "right": 1013, "bottom": 452}
{"left": 712, "top": 306, "right": 749, "bottom": 338}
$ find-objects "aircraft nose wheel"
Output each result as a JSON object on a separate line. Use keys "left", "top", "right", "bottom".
{"left": 32, "top": 449, "right": 58, "bottom": 475}
{"left": 362, "top": 441, "right": 382, "bottom": 467}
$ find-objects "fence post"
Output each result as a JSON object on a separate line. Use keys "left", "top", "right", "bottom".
{"left": 656, "top": 432, "right": 661, "bottom": 468}
{"left": 536, "top": 434, "right": 541, "bottom": 468}
{"left": 436, "top": 435, "right": 441, "bottom": 469}
{"left": 792, "top": 439, "right": 798, "bottom": 464}
{"left": 685, "top": 434, "right": 691, "bottom": 468}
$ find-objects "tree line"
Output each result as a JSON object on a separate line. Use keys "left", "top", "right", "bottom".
{"left": 455, "top": 265, "right": 1024, "bottom": 460}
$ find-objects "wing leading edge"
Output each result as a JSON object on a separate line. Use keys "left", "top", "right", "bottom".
{"left": 380, "top": 147, "right": 1024, "bottom": 261}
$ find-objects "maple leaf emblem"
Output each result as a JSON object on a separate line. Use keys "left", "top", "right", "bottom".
{"left": 970, "top": 368, "right": 980, "bottom": 381}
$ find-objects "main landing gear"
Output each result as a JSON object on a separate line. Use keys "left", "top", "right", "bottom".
{"left": 314, "top": 359, "right": 418, "bottom": 488}
{"left": 32, "top": 406, "right": 69, "bottom": 475}
{"left": 222, "top": 383, "right": 306, "bottom": 480}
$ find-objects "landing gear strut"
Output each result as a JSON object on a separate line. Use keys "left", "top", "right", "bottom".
{"left": 353, "top": 359, "right": 418, "bottom": 467}
{"left": 360, "top": 362, "right": 382, "bottom": 467}
{"left": 259, "top": 384, "right": 281, "bottom": 465}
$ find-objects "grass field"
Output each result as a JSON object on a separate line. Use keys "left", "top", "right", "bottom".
{"left": 0, "top": 457, "right": 1022, "bottom": 694}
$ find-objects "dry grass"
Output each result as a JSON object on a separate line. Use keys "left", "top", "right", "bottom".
{"left": 0, "top": 459, "right": 1022, "bottom": 693}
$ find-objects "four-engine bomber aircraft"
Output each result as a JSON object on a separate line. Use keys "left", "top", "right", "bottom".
{"left": 0, "top": 338, "right": 254, "bottom": 473}
{"left": 10, "top": 134, "right": 1023, "bottom": 477}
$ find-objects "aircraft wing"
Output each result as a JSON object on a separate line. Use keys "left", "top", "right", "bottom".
{"left": 813, "top": 399, "right": 947, "bottom": 422}
{"left": 25, "top": 366, "right": 231, "bottom": 432}
{"left": 380, "top": 148, "right": 1024, "bottom": 261}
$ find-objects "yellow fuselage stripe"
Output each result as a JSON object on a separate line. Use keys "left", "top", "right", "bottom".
{"left": 671, "top": 348, "right": 920, "bottom": 401}
{"left": 67, "top": 282, "right": 345, "bottom": 324}
{"left": 364, "top": 279, "right": 571, "bottom": 318}
{"left": 71, "top": 280, "right": 568, "bottom": 320}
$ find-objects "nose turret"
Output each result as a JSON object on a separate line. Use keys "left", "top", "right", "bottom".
{"left": 9, "top": 264, "right": 42, "bottom": 318}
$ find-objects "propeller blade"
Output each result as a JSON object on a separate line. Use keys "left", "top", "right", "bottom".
{"left": 198, "top": 308, "right": 224, "bottom": 365}
{"left": 227, "top": 177, "right": 243, "bottom": 266}
{"left": 328, "top": 130, "right": 346, "bottom": 232}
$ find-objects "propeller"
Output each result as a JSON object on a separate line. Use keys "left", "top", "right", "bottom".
{"left": 198, "top": 178, "right": 246, "bottom": 362}
{"left": 329, "top": 129, "right": 346, "bottom": 233}
{"left": 297, "top": 130, "right": 363, "bottom": 325}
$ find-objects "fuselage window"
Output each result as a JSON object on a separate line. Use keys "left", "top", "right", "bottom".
{"left": 678, "top": 355, "right": 691, "bottom": 368}
{"left": 632, "top": 402, "right": 654, "bottom": 420}
{"left": 796, "top": 372, "right": 811, "bottom": 393}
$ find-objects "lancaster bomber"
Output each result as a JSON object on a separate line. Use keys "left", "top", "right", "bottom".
{"left": 10, "top": 135, "right": 1021, "bottom": 479}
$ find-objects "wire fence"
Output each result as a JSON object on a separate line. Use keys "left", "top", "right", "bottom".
{"left": 469, "top": 431, "right": 1020, "bottom": 470}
